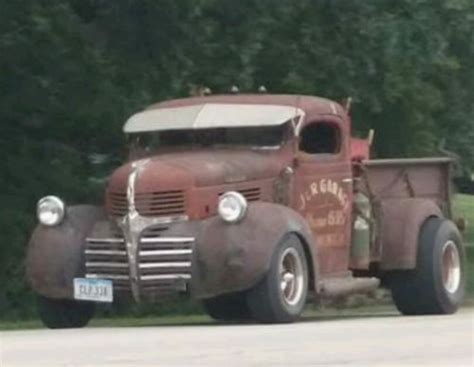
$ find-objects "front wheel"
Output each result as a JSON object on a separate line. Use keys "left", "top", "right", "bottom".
{"left": 247, "top": 234, "right": 308, "bottom": 323}
{"left": 37, "top": 295, "right": 95, "bottom": 329}
{"left": 388, "top": 217, "right": 466, "bottom": 315}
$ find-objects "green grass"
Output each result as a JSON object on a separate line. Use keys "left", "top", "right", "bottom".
{"left": 454, "top": 194, "right": 474, "bottom": 245}
{"left": 454, "top": 194, "right": 474, "bottom": 300}
{"left": 465, "top": 246, "right": 474, "bottom": 297}
{"left": 0, "top": 314, "right": 210, "bottom": 331}
{"left": 0, "top": 304, "right": 400, "bottom": 331}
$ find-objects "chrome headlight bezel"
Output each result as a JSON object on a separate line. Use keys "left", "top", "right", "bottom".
{"left": 37, "top": 196, "right": 66, "bottom": 226}
{"left": 218, "top": 191, "right": 248, "bottom": 223}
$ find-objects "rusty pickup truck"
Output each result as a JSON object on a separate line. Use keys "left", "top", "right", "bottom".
{"left": 26, "top": 94, "right": 466, "bottom": 328}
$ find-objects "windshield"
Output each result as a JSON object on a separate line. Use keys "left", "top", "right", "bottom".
{"left": 128, "top": 123, "right": 290, "bottom": 157}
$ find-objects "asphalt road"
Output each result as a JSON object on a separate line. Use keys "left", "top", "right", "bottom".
{"left": 1, "top": 310, "right": 473, "bottom": 367}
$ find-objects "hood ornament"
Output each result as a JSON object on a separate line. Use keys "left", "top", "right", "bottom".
{"left": 117, "top": 159, "right": 150, "bottom": 302}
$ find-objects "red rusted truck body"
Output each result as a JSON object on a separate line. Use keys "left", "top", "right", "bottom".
{"left": 26, "top": 94, "right": 466, "bottom": 327}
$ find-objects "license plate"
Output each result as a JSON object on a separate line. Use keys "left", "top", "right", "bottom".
{"left": 74, "top": 278, "right": 113, "bottom": 303}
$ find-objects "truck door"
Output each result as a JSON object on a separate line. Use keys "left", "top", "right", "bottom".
{"left": 294, "top": 117, "right": 353, "bottom": 276}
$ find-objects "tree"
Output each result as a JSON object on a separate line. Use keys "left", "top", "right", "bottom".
{"left": 0, "top": 0, "right": 472, "bottom": 318}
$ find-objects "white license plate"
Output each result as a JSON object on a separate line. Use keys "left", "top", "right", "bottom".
{"left": 74, "top": 278, "right": 113, "bottom": 303}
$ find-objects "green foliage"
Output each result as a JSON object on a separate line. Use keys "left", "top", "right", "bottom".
{"left": 453, "top": 195, "right": 474, "bottom": 300}
{"left": 466, "top": 246, "right": 474, "bottom": 298}
{"left": 454, "top": 194, "right": 474, "bottom": 245}
{"left": 0, "top": 0, "right": 473, "bottom": 319}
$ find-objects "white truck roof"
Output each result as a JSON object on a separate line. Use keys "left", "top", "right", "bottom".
{"left": 123, "top": 103, "right": 304, "bottom": 133}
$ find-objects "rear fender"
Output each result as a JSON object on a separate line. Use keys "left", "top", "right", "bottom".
{"left": 26, "top": 205, "right": 106, "bottom": 299}
{"left": 379, "top": 198, "right": 442, "bottom": 270}
{"left": 192, "top": 202, "right": 319, "bottom": 299}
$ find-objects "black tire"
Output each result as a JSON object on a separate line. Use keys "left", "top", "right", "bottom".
{"left": 388, "top": 217, "right": 466, "bottom": 315}
{"left": 246, "top": 234, "right": 308, "bottom": 323}
{"left": 37, "top": 295, "right": 95, "bottom": 329}
{"left": 203, "top": 291, "right": 250, "bottom": 321}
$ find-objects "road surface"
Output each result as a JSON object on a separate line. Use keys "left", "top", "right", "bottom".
{"left": 1, "top": 309, "right": 473, "bottom": 366}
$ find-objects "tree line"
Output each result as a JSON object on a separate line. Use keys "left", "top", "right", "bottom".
{"left": 0, "top": 0, "right": 473, "bottom": 318}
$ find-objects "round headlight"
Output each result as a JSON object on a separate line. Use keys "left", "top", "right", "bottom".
{"left": 37, "top": 196, "right": 65, "bottom": 226}
{"left": 218, "top": 191, "right": 248, "bottom": 223}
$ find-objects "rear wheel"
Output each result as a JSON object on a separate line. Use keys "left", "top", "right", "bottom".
{"left": 37, "top": 295, "right": 95, "bottom": 329}
{"left": 203, "top": 291, "right": 250, "bottom": 321}
{"left": 246, "top": 234, "right": 308, "bottom": 323}
{"left": 388, "top": 217, "right": 465, "bottom": 315}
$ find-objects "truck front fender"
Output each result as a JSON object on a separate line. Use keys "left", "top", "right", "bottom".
{"left": 192, "top": 202, "right": 319, "bottom": 299}
{"left": 379, "top": 198, "right": 442, "bottom": 270}
{"left": 26, "top": 205, "right": 106, "bottom": 299}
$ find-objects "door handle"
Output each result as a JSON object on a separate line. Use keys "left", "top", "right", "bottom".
{"left": 342, "top": 178, "right": 353, "bottom": 184}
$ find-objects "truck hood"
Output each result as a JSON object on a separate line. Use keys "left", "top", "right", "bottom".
{"left": 107, "top": 150, "right": 288, "bottom": 193}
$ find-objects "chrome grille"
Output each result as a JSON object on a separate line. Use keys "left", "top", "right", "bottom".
{"left": 85, "top": 237, "right": 131, "bottom": 291}
{"left": 138, "top": 228, "right": 193, "bottom": 294}
{"left": 85, "top": 227, "right": 193, "bottom": 295}
{"left": 108, "top": 190, "right": 186, "bottom": 217}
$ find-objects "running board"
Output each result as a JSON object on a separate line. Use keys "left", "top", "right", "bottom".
{"left": 319, "top": 277, "right": 380, "bottom": 298}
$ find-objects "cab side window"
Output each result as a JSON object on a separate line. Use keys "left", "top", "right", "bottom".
{"left": 299, "top": 122, "right": 341, "bottom": 155}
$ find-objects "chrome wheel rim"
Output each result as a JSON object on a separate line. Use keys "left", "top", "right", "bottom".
{"left": 441, "top": 241, "right": 461, "bottom": 294}
{"left": 279, "top": 247, "right": 305, "bottom": 306}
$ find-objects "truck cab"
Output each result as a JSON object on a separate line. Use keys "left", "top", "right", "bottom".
{"left": 27, "top": 94, "right": 466, "bottom": 328}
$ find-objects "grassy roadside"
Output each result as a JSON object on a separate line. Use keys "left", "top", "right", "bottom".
{"left": 0, "top": 304, "right": 400, "bottom": 331}
{"left": 454, "top": 194, "right": 474, "bottom": 246}
{"left": 454, "top": 194, "right": 474, "bottom": 300}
